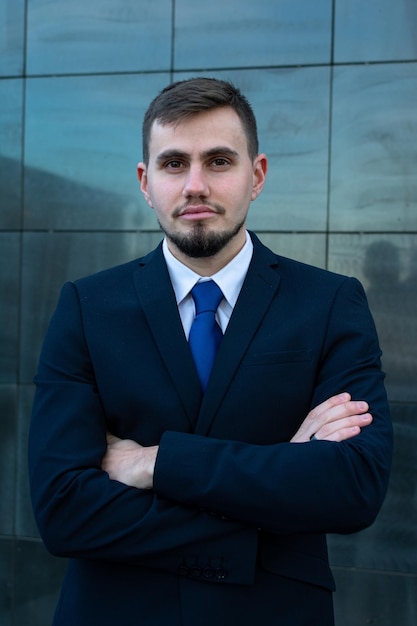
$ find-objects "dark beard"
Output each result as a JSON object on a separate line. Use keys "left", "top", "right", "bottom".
{"left": 160, "top": 220, "right": 245, "bottom": 258}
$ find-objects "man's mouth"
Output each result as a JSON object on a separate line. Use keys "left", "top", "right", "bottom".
{"left": 178, "top": 205, "right": 218, "bottom": 220}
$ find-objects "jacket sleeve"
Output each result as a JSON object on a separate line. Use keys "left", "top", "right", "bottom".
{"left": 28, "top": 282, "right": 258, "bottom": 584}
{"left": 153, "top": 277, "right": 393, "bottom": 534}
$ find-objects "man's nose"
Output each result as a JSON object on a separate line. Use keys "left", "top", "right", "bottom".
{"left": 182, "top": 165, "right": 209, "bottom": 197}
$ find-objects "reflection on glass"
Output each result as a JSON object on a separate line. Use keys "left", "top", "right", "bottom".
{"left": 363, "top": 241, "right": 417, "bottom": 402}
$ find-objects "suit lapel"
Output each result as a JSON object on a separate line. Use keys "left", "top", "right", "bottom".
{"left": 132, "top": 244, "right": 202, "bottom": 427}
{"left": 195, "top": 235, "right": 281, "bottom": 435}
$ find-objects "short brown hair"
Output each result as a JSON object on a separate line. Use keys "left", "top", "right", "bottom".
{"left": 142, "top": 77, "right": 259, "bottom": 164}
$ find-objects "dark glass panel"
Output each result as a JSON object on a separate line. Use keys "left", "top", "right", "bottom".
{"left": 333, "top": 567, "right": 417, "bottom": 626}
{"left": 330, "top": 64, "right": 417, "bottom": 232}
{"left": 0, "top": 233, "right": 20, "bottom": 382}
{"left": 0, "top": 79, "right": 23, "bottom": 228}
{"left": 0, "top": 386, "right": 17, "bottom": 535}
{"left": 27, "top": 0, "right": 172, "bottom": 75}
{"left": 14, "top": 539, "right": 66, "bottom": 626}
{"left": 24, "top": 73, "right": 169, "bottom": 230}
{"left": 175, "top": 0, "right": 332, "bottom": 68}
{"left": 335, "top": 0, "right": 417, "bottom": 63}
{"left": 0, "top": 0, "right": 25, "bottom": 76}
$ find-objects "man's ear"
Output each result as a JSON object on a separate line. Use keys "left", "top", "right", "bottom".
{"left": 137, "top": 162, "right": 153, "bottom": 207}
{"left": 251, "top": 153, "right": 268, "bottom": 201}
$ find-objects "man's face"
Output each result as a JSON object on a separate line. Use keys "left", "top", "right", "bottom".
{"left": 137, "top": 107, "right": 267, "bottom": 265}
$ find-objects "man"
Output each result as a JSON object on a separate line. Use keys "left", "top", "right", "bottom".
{"left": 29, "top": 78, "right": 392, "bottom": 626}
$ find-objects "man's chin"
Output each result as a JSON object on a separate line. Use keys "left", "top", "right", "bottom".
{"left": 162, "top": 221, "right": 245, "bottom": 259}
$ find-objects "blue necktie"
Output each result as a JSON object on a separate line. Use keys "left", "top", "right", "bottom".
{"left": 189, "top": 280, "right": 223, "bottom": 390}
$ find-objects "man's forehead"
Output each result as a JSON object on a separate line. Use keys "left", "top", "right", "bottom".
{"left": 148, "top": 108, "right": 248, "bottom": 154}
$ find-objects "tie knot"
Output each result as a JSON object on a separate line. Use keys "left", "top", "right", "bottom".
{"left": 191, "top": 280, "right": 223, "bottom": 315}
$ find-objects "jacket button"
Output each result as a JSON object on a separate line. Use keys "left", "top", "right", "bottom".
{"left": 215, "top": 568, "right": 228, "bottom": 580}
{"left": 190, "top": 567, "right": 202, "bottom": 578}
{"left": 203, "top": 568, "right": 215, "bottom": 578}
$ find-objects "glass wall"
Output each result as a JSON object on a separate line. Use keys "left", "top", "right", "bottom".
{"left": 1, "top": 1, "right": 416, "bottom": 623}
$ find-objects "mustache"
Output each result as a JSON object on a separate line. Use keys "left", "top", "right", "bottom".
{"left": 172, "top": 201, "right": 226, "bottom": 218}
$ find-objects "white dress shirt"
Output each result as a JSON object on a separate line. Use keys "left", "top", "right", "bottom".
{"left": 162, "top": 231, "right": 254, "bottom": 339}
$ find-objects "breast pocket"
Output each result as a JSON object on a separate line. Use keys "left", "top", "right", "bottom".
{"left": 243, "top": 350, "right": 312, "bottom": 366}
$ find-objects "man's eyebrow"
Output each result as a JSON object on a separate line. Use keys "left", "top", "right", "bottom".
{"left": 202, "top": 147, "right": 239, "bottom": 160}
{"left": 155, "top": 149, "right": 189, "bottom": 164}
{"left": 155, "top": 146, "right": 240, "bottom": 164}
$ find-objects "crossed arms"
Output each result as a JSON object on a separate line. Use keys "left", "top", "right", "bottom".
{"left": 102, "top": 393, "right": 373, "bottom": 490}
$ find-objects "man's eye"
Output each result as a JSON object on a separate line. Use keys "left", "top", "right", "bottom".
{"left": 165, "top": 160, "right": 184, "bottom": 169}
{"left": 211, "top": 158, "right": 229, "bottom": 167}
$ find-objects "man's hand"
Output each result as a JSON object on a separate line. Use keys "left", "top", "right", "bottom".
{"left": 102, "top": 434, "right": 158, "bottom": 489}
{"left": 291, "top": 393, "right": 372, "bottom": 443}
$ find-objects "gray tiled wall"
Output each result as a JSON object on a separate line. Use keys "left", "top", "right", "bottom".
{"left": 1, "top": 1, "right": 416, "bottom": 624}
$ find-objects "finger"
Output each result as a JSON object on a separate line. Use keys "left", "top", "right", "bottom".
{"left": 313, "top": 397, "right": 368, "bottom": 423}
{"left": 316, "top": 425, "right": 362, "bottom": 443}
{"left": 315, "top": 412, "right": 373, "bottom": 442}
{"left": 311, "top": 400, "right": 369, "bottom": 434}
{"left": 307, "top": 393, "right": 352, "bottom": 422}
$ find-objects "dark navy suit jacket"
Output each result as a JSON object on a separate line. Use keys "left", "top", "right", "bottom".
{"left": 29, "top": 233, "right": 392, "bottom": 625}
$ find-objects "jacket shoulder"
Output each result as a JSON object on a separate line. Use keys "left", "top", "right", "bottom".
{"left": 277, "top": 254, "right": 349, "bottom": 283}
{"left": 275, "top": 255, "right": 366, "bottom": 306}
{"left": 251, "top": 231, "right": 351, "bottom": 286}
{"left": 72, "top": 244, "right": 162, "bottom": 293}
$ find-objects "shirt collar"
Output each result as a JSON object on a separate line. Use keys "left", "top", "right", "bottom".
{"left": 162, "top": 231, "right": 253, "bottom": 308}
